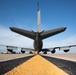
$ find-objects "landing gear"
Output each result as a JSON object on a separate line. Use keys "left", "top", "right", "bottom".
{"left": 44, "top": 51, "right": 47, "bottom": 54}
{"left": 34, "top": 50, "right": 39, "bottom": 54}
{"left": 29, "top": 50, "right": 39, "bottom": 54}
{"left": 29, "top": 51, "right": 33, "bottom": 54}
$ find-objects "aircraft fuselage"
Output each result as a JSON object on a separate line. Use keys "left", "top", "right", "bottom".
{"left": 34, "top": 32, "right": 43, "bottom": 53}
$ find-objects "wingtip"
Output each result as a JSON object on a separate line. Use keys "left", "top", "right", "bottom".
{"left": 9, "top": 27, "right": 15, "bottom": 31}
{"left": 64, "top": 27, "right": 67, "bottom": 30}
{"left": 9, "top": 27, "right": 13, "bottom": 30}
{"left": 61, "top": 27, "right": 67, "bottom": 31}
{"left": 9, "top": 27, "right": 12, "bottom": 29}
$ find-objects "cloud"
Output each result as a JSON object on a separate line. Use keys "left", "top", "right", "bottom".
{"left": 43, "top": 34, "right": 76, "bottom": 48}
{"left": 43, "top": 34, "right": 76, "bottom": 54}
{"left": 0, "top": 25, "right": 76, "bottom": 53}
{"left": 0, "top": 25, "right": 76, "bottom": 48}
{"left": 0, "top": 25, "right": 33, "bottom": 48}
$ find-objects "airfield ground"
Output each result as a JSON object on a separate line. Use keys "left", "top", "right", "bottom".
{"left": 0, "top": 54, "right": 76, "bottom": 75}
{"left": 0, "top": 54, "right": 34, "bottom": 62}
{"left": 4, "top": 54, "right": 68, "bottom": 75}
{"left": 41, "top": 54, "right": 76, "bottom": 62}
{"left": 0, "top": 54, "right": 76, "bottom": 62}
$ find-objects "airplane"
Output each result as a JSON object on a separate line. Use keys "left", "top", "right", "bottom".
{"left": 9, "top": 3, "right": 76, "bottom": 54}
{"left": 0, "top": 3, "right": 76, "bottom": 54}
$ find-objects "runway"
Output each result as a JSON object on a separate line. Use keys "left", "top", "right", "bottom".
{"left": 0, "top": 54, "right": 34, "bottom": 75}
{"left": 42, "top": 54, "right": 76, "bottom": 75}
{"left": 0, "top": 54, "right": 76, "bottom": 75}
{"left": 42, "top": 54, "right": 76, "bottom": 62}
{"left": 0, "top": 54, "right": 34, "bottom": 62}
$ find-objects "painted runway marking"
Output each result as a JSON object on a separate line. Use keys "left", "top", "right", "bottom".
{"left": 5, "top": 55, "right": 68, "bottom": 75}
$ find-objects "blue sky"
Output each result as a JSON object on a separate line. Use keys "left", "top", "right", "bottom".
{"left": 0, "top": 0, "right": 76, "bottom": 53}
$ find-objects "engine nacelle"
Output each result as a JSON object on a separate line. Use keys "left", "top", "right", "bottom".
{"left": 63, "top": 49, "right": 69, "bottom": 52}
{"left": 29, "top": 51, "right": 33, "bottom": 54}
{"left": 21, "top": 50, "right": 25, "bottom": 53}
{"left": 7, "top": 49, "right": 13, "bottom": 52}
{"left": 51, "top": 49, "right": 56, "bottom": 54}
{"left": 44, "top": 51, "right": 47, "bottom": 54}
{"left": 7, "top": 49, "right": 16, "bottom": 54}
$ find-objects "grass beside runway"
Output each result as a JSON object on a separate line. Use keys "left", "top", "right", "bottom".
{"left": 5, "top": 55, "right": 68, "bottom": 75}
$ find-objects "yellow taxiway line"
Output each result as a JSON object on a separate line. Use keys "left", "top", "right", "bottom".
{"left": 5, "top": 55, "right": 68, "bottom": 75}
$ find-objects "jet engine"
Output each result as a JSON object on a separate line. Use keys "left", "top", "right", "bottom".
{"left": 7, "top": 49, "right": 13, "bottom": 52}
{"left": 6, "top": 46, "right": 17, "bottom": 54}
{"left": 7, "top": 49, "right": 16, "bottom": 54}
{"left": 63, "top": 49, "right": 69, "bottom": 52}
{"left": 51, "top": 49, "right": 56, "bottom": 54}
{"left": 21, "top": 50, "right": 25, "bottom": 53}
{"left": 44, "top": 51, "right": 47, "bottom": 54}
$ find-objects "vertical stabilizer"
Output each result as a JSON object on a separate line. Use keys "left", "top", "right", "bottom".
{"left": 37, "top": 2, "right": 41, "bottom": 32}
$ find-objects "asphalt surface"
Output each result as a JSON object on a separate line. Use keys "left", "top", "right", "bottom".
{"left": 42, "top": 55, "right": 76, "bottom": 75}
{"left": 5, "top": 55, "right": 68, "bottom": 75}
{"left": 0, "top": 55, "right": 34, "bottom": 75}
{"left": 0, "top": 55, "right": 76, "bottom": 75}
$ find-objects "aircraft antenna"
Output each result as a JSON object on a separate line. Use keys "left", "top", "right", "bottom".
{"left": 37, "top": 2, "right": 41, "bottom": 32}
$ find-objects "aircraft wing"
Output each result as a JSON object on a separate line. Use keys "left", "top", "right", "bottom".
{"left": 40, "top": 27, "right": 66, "bottom": 39}
{"left": 0, "top": 44, "right": 34, "bottom": 53}
{"left": 42, "top": 45, "right": 76, "bottom": 54}
{"left": 10, "top": 27, "right": 36, "bottom": 40}
{"left": 49, "top": 45, "right": 76, "bottom": 50}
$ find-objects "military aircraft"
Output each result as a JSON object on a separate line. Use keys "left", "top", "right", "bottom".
{"left": 0, "top": 3, "right": 76, "bottom": 54}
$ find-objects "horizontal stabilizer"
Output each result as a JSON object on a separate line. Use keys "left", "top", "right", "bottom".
{"left": 10, "top": 27, "right": 35, "bottom": 39}
{"left": 40, "top": 27, "right": 66, "bottom": 39}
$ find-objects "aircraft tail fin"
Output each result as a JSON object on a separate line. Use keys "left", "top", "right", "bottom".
{"left": 37, "top": 2, "right": 41, "bottom": 32}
